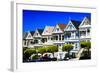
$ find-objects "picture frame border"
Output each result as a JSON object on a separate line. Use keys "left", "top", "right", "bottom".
{"left": 11, "top": 1, "right": 97, "bottom": 71}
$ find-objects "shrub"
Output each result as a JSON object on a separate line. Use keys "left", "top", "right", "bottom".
{"left": 37, "top": 47, "right": 47, "bottom": 54}
{"left": 80, "top": 41, "right": 91, "bottom": 49}
{"left": 46, "top": 45, "right": 58, "bottom": 53}
{"left": 24, "top": 48, "right": 36, "bottom": 59}
{"left": 80, "top": 41, "right": 91, "bottom": 60}
{"left": 32, "top": 54, "right": 39, "bottom": 60}
{"left": 62, "top": 44, "right": 73, "bottom": 52}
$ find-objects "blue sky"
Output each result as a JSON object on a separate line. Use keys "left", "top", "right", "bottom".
{"left": 23, "top": 10, "right": 91, "bottom": 32}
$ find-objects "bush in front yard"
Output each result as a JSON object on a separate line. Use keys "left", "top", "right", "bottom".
{"left": 62, "top": 44, "right": 73, "bottom": 52}
{"left": 32, "top": 54, "right": 39, "bottom": 60}
{"left": 80, "top": 41, "right": 91, "bottom": 49}
{"left": 23, "top": 48, "right": 36, "bottom": 60}
{"left": 80, "top": 41, "right": 91, "bottom": 60}
{"left": 37, "top": 47, "right": 47, "bottom": 54}
{"left": 46, "top": 45, "right": 58, "bottom": 53}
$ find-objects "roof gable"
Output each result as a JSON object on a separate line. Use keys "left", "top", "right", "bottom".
{"left": 58, "top": 24, "right": 66, "bottom": 31}
{"left": 42, "top": 26, "right": 54, "bottom": 36}
{"left": 33, "top": 29, "right": 43, "bottom": 37}
{"left": 52, "top": 24, "right": 66, "bottom": 34}
{"left": 79, "top": 17, "right": 91, "bottom": 28}
{"left": 25, "top": 31, "right": 33, "bottom": 39}
{"left": 64, "top": 20, "right": 76, "bottom": 31}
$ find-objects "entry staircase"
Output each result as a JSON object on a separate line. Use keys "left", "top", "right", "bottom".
{"left": 76, "top": 48, "right": 84, "bottom": 60}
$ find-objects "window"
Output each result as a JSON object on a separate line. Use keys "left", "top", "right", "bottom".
{"left": 28, "top": 34, "right": 31, "bottom": 38}
{"left": 34, "top": 40, "right": 38, "bottom": 44}
{"left": 31, "top": 41, "right": 34, "bottom": 44}
{"left": 76, "top": 32, "right": 79, "bottom": 37}
{"left": 87, "top": 29, "right": 90, "bottom": 33}
{"left": 36, "top": 33, "right": 38, "bottom": 36}
{"left": 70, "top": 25, "right": 72, "bottom": 29}
{"left": 56, "top": 36, "right": 58, "bottom": 40}
{"left": 57, "top": 28, "right": 59, "bottom": 31}
{"left": 75, "top": 43, "right": 77, "bottom": 48}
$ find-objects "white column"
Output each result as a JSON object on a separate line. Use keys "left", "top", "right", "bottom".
{"left": 61, "top": 34, "right": 62, "bottom": 41}
{"left": 38, "top": 39, "right": 40, "bottom": 44}
{"left": 47, "top": 36, "right": 48, "bottom": 42}
{"left": 58, "top": 34, "right": 59, "bottom": 41}
{"left": 29, "top": 40, "right": 31, "bottom": 46}
{"left": 26, "top": 40, "right": 28, "bottom": 46}
{"left": 49, "top": 36, "right": 51, "bottom": 41}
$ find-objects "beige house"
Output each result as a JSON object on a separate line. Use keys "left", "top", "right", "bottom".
{"left": 42, "top": 26, "right": 54, "bottom": 45}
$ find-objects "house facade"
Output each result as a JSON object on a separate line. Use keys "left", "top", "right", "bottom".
{"left": 33, "top": 29, "right": 44, "bottom": 48}
{"left": 64, "top": 20, "right": 81, "bottom": 54}
{"left": 79, "top": 17, "right": 91, "bottom": 42}
{"left": 23, "top": 31, "right": 34, "bottom": 48}
{"left": 52, "top": 24, "right": 66, "bottom": 52}
{"left": 42, "top": 26, "right": 54, "bottom": 46}
{"left": 23, "top": 16, "right": 91, "bottom": 57}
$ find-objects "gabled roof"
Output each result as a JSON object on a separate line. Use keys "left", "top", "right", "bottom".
{"left": 58, "top": 24, "right": 66, "bottom": 31}
{"left": 70, "top": 20, "right": 81, "bottom": 29}
{"left": 37, "top": 29, "right": 44, "bottom": 35}
{"left": 79, "top": 16, "right": 91, "bottom": 28}
{"left": 42, "top": 26, "right": 54, "bottom": 36}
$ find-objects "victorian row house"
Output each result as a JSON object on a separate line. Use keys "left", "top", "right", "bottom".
{"left": 23, "top": 16, "right": 91, "bottom": 54}
{"left": 64, "top": 20, "right": 81, "bottom": 54}
{"left": 52, "top": 24, "right": 66, "bottom": 52}
{"left": 79, "top": 17, "right": 91, "bottom": 42}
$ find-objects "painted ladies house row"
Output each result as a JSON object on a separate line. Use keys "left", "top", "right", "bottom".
{"left": 23, "top": 16, "right": 91, "bottom": 54}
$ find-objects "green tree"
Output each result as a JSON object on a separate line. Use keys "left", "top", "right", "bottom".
{"left": 46, "top": 45, "right": 58, "bottom": 53}
{"left": 24, "top": 48, "right": 36, "bottom": 60}
{"left": 80, "top": 41, "right": 91, "bottom": 51}
{"left": 37, "top": 47, "right": 47, "bottom": 54}
{"left": 80, "top": 41, "right": 91, "bottom": 59}
{"left": 62, "top": 44, "right": 73, "bottom": 55}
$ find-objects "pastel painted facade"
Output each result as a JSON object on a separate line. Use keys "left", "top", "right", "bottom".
{"left": 42, "top": 26, "right": 54, "bottom": 45}
{"left": 33, "top": 29, "right": 44, "bottom": 48}
{"left": 64, "top": 20, "right": 81, "bottom": 54}
{"left": 52, "top": 24, "right": 66, "bottom": 52}
{"left": 23, "top": 16, "right": 91, "bottom": 56}
{"left": 23, "top": 31, "right": 34, "bottom": 48}
{"left": 79, "top": 17, "right": 91, "bottom": 42}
